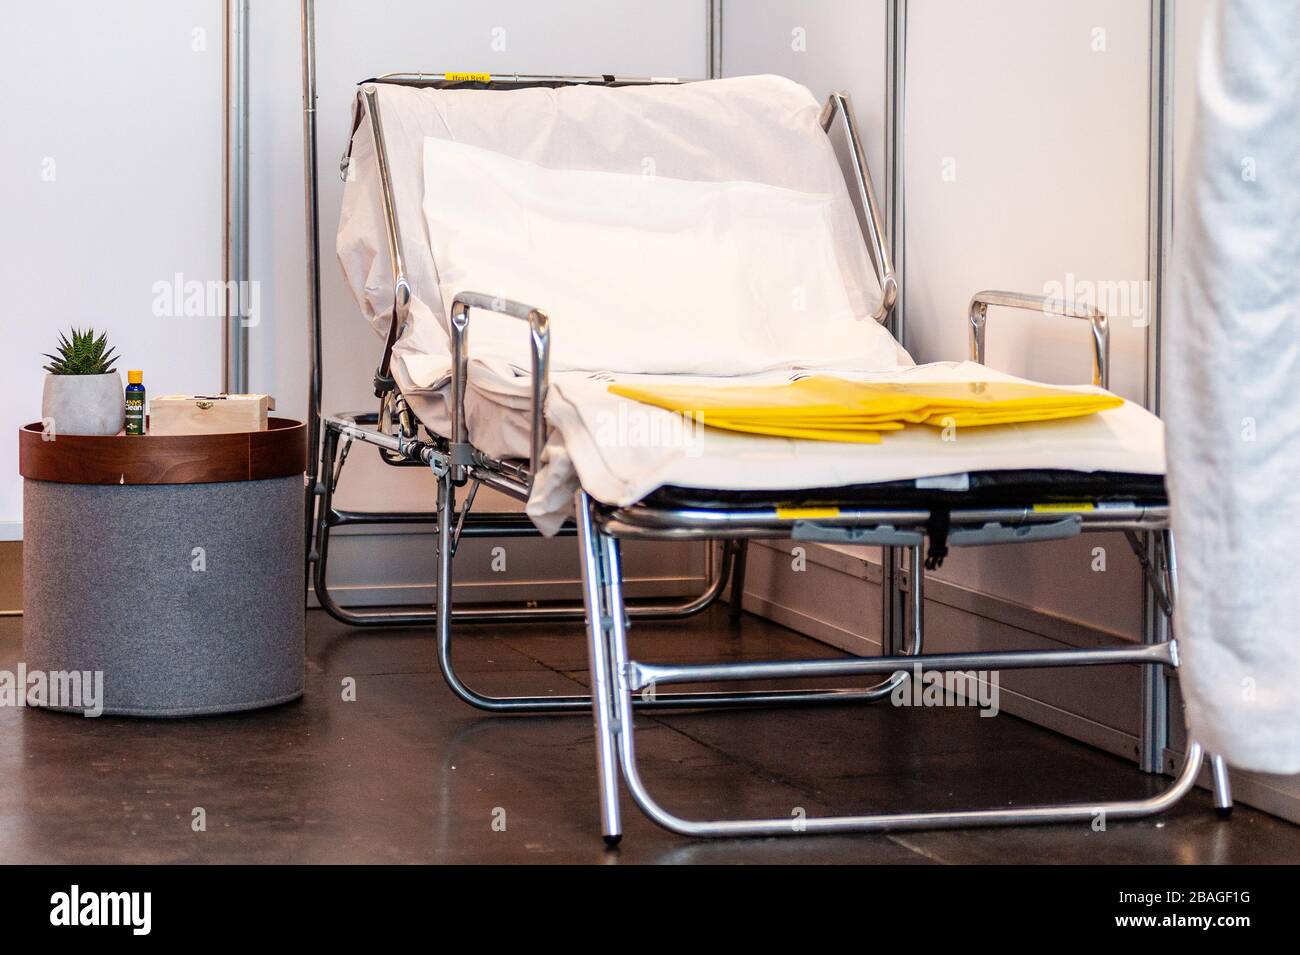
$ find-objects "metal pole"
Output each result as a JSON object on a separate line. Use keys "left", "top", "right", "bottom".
{"left": 880, "top": 0, "right": 908, "bottom": 656}
{"left": 1140, "top": 0, "right": 1174, "bottom": 775}
{"left": 300, "top": 0, "right": 323, "bottom": 591}
{"left": 223, "top": 0, "right": 250, "bottom": 394}
{"left": 708, "top": 0, "right": 744, "bottom": 620}
{"left": 1146, "top": 0, "right": 1173, "bottom": 416}
{"left": 885, "top": 0, "right": 907, "bottom": 347}
{"left": 576, "top": 492, "right": 623, "bottom": 845}
{"left": 707, "top": 0, "right": 723, "bottom": 79}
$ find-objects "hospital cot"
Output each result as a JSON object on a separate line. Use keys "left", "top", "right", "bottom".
{"left": 309, "top": 71, "right": 1232, "bottom": 843}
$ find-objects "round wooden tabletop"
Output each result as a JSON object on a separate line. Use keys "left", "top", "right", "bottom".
{"left": 18, "top": 417, "right": 307, "bottom": 485}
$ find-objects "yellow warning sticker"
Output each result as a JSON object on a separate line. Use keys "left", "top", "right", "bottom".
{"left": 444, "top": 72, "right": 491, "bottom": 83}
{"left": 775, "top": 506, "right": 842, "bottom": 520}
{"left": 1032, "top": 502, "right": 1095, "bottom": 513}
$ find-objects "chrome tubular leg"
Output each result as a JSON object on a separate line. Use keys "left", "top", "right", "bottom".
{"left": 312, "top": 411, "right": 731, "bottom": 623}
{"left": 429, "top": 482, "right": 898, "bottom": 712}
{"left": 606, "top": 530, "right": 663, "bottom": 835}
{"left": 310, "top": 424, "right": 341, "bottom": 607}
{"left": 433, "top": 470, "right": 474, "bottom": 706}
{"left": 310, "top": 419, "right": 734, "bottom": 629}
{"left": 431, "top": 474, "right": 591, "bottom": 712}
{"left": 908, "top": 545, "right": 923, "bottom": 654}
{"left": 727, "top": 540, "right": 748, "bottom": 623}
{"left": 577, "top": 491, "right": 623, "bottom": 845}
{"left": 1140, "top": 530, "right": 1171, "bottom": 774}
{"left": 880, "top": 546, "right": 905, "bottom": 656}
{"left": 304, "top": 426, "right": 321, "bottom": 596}
{"left": 1210, "top": 754, "right": 1233, "bottom": 817}
{"left": 601, "top": 533, "right": 1203, "bottom": 840}
{"left": 612, "top": 698, "right": 1205, "bottom": 839}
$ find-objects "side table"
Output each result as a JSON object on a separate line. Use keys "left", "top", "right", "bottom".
{"left": 17, "top": 418, "right": 306, "bottom": 716}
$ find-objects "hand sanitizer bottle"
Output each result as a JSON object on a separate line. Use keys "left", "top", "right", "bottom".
{"left": 125, "top": 370, "right": 146, "bottom": 435}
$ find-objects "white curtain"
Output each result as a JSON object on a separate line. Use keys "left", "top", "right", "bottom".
{"left": 1166, "top": 0, "right": 1300, "bottom": 772}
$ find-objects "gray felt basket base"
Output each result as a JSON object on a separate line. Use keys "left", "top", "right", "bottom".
{"left": 22, "top": 475, "right": 305, "bottom": 717}
{"left": 35, "top": 688, "right": 303, "bottom": 719}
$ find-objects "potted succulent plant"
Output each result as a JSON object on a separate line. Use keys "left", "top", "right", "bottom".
{"left": 41, "top": 328, "right": 125, "bottom": 436}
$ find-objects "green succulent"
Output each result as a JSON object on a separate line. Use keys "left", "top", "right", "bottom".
{"left": 43, "top": 328, "right": 119, "bottom": 376}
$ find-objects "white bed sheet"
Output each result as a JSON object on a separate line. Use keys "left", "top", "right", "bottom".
{"left": 337, "top": 75, "right": 886, "bottom": 405}
{"left": 341, "top": 72, "right": 1165, "bottom": 537}
{"left": 420, "top": 137, "right": 902, "bottom": 376}
{"left": 405, "top": 359, "right": 1165, "bottom": 535}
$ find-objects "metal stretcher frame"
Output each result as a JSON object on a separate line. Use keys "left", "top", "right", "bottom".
{"left": 305, "top": 67, "right": 742, "bottom": 640}
{"left": 580, "top": 504, "right": 1211, "bottom": 839}
{"left": 316, "top": 72, "right": 930, "bottom": 715}
{"left": 297, "top": 15, "right": 1232, "bottom": 838}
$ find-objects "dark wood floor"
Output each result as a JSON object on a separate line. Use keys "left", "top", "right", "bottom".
{"left": 0, "top": 606, "right": 1295, "bottom": 864}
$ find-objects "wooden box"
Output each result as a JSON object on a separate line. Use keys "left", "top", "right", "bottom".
{"left": 149, "top": 394, "right": 275, "bottom": 436}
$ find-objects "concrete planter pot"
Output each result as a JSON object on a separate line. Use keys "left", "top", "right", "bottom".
{"left": 41, "top": 372, "right": 124, "bottom": 436}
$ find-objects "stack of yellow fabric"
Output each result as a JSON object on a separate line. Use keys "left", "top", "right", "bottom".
{"left": 608, "top": 376, "right": 1123, "bottom": 444}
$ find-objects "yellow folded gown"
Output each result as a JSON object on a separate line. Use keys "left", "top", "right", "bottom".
{"left": 608, "top": 376, "right": 1123, "bottom": 444}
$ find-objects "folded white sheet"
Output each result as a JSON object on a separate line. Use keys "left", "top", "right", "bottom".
{"left": 338, "top": 75, "right": 888, "bottom": 401}
{"left": 421, "top": 137, "right": 903, "bottom": 375}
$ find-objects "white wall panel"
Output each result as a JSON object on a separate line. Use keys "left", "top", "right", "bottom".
{"left": 0, "top": 0, "right": 223, "bottom": 525}
{"left": 905, "top": 0, "right": 1151, "bottom": 398}
{"left": 721, "top": 0, "right": 888, "bottom": 176}
{"left": 904, "top": 0, "right": 1152, "bottom": 636}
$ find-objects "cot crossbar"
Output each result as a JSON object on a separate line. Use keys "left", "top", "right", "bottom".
{"left": 630, "top": 643, "right": 1177, "bottom": 691}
